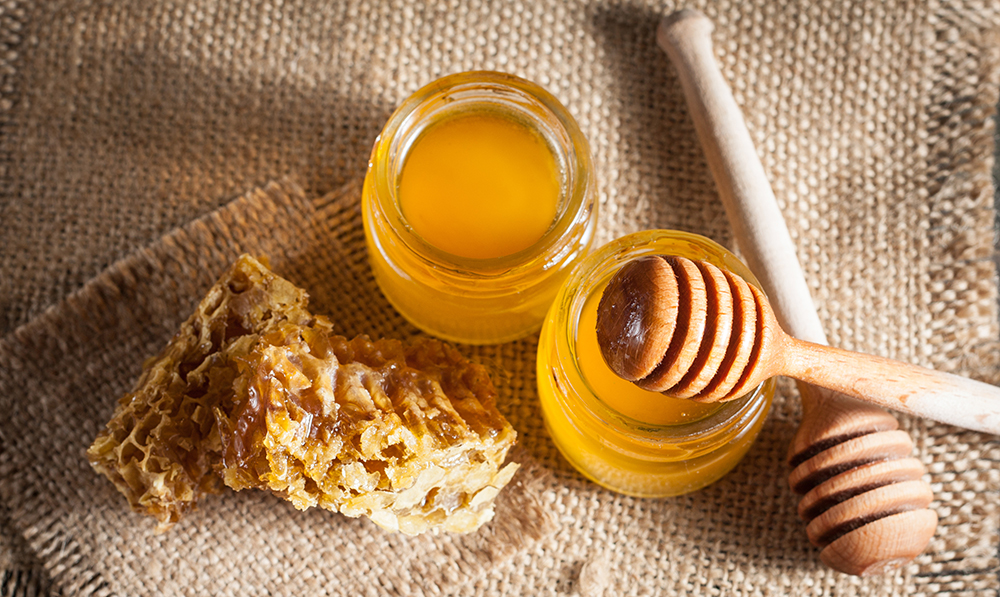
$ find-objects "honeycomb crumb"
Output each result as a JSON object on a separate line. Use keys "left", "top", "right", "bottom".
{"left": 87, "top": 254, "right": 519, "bottom": 534}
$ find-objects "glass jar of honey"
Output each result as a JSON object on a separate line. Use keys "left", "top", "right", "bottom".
{"left": 537, "top": 230, "right": 775, "bottom": 497}
{"left": 362, "top": 71, "right": 597, "bottom": 345}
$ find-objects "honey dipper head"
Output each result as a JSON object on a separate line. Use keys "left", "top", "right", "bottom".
{"left": 596, "top": 256, "right": 679, "bottom": 382}
{"left": 596, "top": 255, "right": 775, "bottom": 402}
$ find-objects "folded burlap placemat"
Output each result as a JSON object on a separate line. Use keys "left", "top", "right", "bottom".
{"left": 2, "top": 0, "right": 1000, "bottom": 595}
{"left": 1, "top": 181, "right": 557, "bottom": 596}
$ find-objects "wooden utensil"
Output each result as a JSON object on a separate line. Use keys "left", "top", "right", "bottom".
{"left": 598, "top": 253, "right": 1000, "bottom": 434}
{"left": 651, "top": 8, "right": 944, "bottom": 575}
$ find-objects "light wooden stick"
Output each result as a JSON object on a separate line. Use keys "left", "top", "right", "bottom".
{"left": 654, "top": 9, "right": 1000, "bottom": 435}
{"left": 656, "top": 8, "right": 940, "bottom": 576}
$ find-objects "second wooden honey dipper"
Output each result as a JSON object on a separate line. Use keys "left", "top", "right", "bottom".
{"left": 631, "top": 8, "right": 953, "bottom": 575}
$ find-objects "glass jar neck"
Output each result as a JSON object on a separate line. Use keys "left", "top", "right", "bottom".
{"left": 368, "top": 71, "right": 595, "bottom": 278}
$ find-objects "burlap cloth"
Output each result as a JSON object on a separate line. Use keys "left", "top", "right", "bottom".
{"left": 1, "top": 0, "right": 999, "bottom": 595}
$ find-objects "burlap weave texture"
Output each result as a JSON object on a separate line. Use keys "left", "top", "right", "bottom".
{"left": 1, "top": 0, "right": 999, "bottom": 595}
{"left": 2, "top": 181, "right": 556, "bottom": 596}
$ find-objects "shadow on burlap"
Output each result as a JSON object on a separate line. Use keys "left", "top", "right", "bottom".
{"left": 2, "top": 1, "right": 1000, "bottom": 596}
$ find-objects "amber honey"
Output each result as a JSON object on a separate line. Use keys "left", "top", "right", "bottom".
{"left": 537, "top": 230, "right": 775, "bottom": 497}
{"left": 398, "top": 112, "right": 560, "bottom": 260}
{"left": 362, "top": 71, "right": 597, "bottom": 345}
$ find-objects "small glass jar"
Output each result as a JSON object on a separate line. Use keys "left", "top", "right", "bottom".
{"left": 362, "top": 71, "right": 597, "bottom": 345}
{"left": 537, "top": 230, "right": 775, "bottom": 497}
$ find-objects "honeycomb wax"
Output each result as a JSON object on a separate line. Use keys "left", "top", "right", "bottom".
{"left": 86, "top": 255, "right": 314, "bottom": 529}
{"left": 87, "top": 254, "right": 519, "bottom": 534}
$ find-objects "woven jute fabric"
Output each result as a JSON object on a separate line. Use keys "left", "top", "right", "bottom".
{"left": 1, "top": 181, "right": 555, "bottom": 596}
{"left": 1, "top": 0, "right": 999, "bottom": 595}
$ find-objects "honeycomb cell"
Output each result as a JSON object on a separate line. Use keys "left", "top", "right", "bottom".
{"left": 88, "top": 254, "right": 518, "bottom": 534}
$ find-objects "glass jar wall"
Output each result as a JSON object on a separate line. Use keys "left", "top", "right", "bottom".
{"left": 537, "top": 230, "right": 775, "bottom": 497}
{"left": 362, "top": 71, "right": 597, "bottom": 345}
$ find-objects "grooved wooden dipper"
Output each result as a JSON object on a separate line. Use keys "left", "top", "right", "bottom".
{"left": 598, "top": 253, "right": 1000, "bottom": 428}
{"left": 603, "top": 7, "right": 1000, "bottom": 576}
{"left": 650, "top": 9, "right": 950, "bottom": 576}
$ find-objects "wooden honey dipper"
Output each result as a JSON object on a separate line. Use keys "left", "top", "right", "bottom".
{"left": 598, "top": 265, "right": 944, "bottom": 577}
{"left": 603, "top": 8, "right": 999, "bottom": 575}
{"left": 598, "top": 253, "right": 1000, "bottom": 427}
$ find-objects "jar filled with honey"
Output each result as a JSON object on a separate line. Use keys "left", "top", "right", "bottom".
{"left": 537, "top": 230, "right": 775, "bottom": 497}
{"left": 362, "top": 71, "right": 597, "bottom": 345}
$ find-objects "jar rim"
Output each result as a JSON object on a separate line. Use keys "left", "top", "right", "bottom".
{"left": 367, "top": 70, "right": 595, "bottom": 276}
{"left": 550, "top": 229, "right": 772, "bottom": 449}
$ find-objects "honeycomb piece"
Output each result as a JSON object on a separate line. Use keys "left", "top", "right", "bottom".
{"left": 87, "top": 254, "right": 317, "bottom": 530}
{"left": 216, "top": 330, "right": 519, "bottom": 535}
{"left": 88, "top": 254, "right": 519, "bottom": 535}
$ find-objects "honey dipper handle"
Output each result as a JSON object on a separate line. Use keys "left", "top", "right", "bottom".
{"left": 783, "top": 338, "right": 1000, "bottom": 435}
{"left": 656, "top": 9, "right": 824, "bottom": 341}
{"left": 658, "top": 10, "right": 940, "bottom": 577}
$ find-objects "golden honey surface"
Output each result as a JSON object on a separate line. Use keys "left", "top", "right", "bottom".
{"left": 362, "top": 73, "right": 597, "bottom": 345}
{"left": 399, "top": 111, "right": 560, "bottom": 260}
